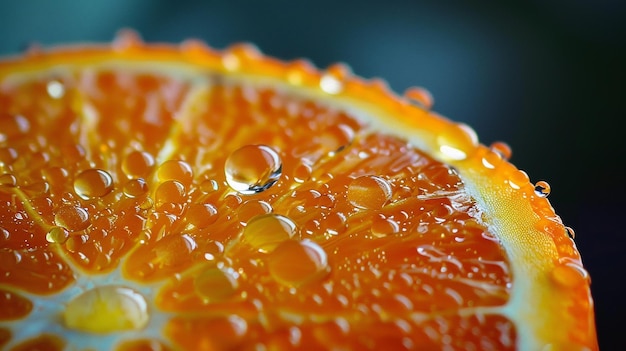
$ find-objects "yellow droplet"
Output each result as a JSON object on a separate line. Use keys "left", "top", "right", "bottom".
{"left": 237, "top": 200, "right": 272, "bottom": 224}
{"left": 436, "top": 123, "right": 478, "bottom": 161}
{"left": 268, "top": 240, "right": 329, "bottom": 287}
{"left": 155, "top": 180, "right": 186, "bottom": 206}
{"left": 194, "top": 267, "right": 239, "bottom": 301}
{"left": 46, "top": 226, "right": 69, "bottom": 244}
{"left": 64, "top": 286, "right": 149, "bottom": 333}
{"left": 74, "top": 169, "right": 114, "bottom": 200}
{"left": 157, "top": 159, "right": 193, "bottom": 186}
{"left": 225, "top": 145, "right": 282, "bottom": 194}
{"left": 347, "top": 175, "right": 392, "bottom": 210}
{"left": 186, "top": 203, "right": 218, "bottom": 229}
{"left": 123, "top": 178, "right": 149, "bottom": 198}
{"left": 54, "top": 205, "right": 90, "bottom": 231}
{"left": 122, "top": 151, "right": 155, "bottom": 179}
{"left": 242, "top": 214, "right": 297, "bottom": 253}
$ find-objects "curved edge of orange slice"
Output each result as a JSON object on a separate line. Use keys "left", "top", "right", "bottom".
{"left": 0, "top": 30, "right": 597, "bottom": 350}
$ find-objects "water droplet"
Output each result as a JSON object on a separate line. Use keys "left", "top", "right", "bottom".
{"left": 489, "top": 141, "right": 512, "bottom": 160}
{"left": 550, "top": 258, "right": 590, "bottom": 288}
{"left": 436, "top": 123, "right": 478, "bottom": 161}
{"left": 481, "top": 150, "right": 503, "bottom": 170}
{"left": 0, "top": 147, "right": 18, "bottom": 164}
{"left": 238, "top": 200, "right": 272, "bottom": 224}
{"left": 74, "top": 169, "right": 114, "bottom": 200}
{"left": 186, "top": 203, "right": 219, "bottom": 229}
{"left": 534, "top": 180, "right": 551, "bottom": 197}
{"left": 46, "top": 80, "right": 65, "bottom": 99}
{"left": 0, "top": 173, "right": 16, "bottom": 187}
{"left": 242, "top": 214, "right": 297, "bottom": 253}
{"left": 319, "top": 124, "right": 354, "bottom": 156}
{"left": 42, "top": 166, "right": 69, "bottom": 187}
{"left": 54, "top": 205, "right": 90, "bottom": 231}
{"left": 404, "top": 86, "right": 434, "bottom": 109}
{"left": 371, "top": 216, "right": 400, "bottom": 237}
{"left": 157, "top": 159, "right": 193, "bottom": 186}
{"left": 507, "top": 169, "right": 529, "bottom": 190}
{"left": 46, "top": 226, "right": 69, "bottom": 244}
{"left": 293, "top": 163, "right": 312, "bottom": 183}
{"left": 347, "top": 175, "right": 392, "bottom": 210}
{"left": 64, "top": 285, "right": 149, "bottom": 333}
{"left": 122, "top": 151, "right": 155, "bottom": 179}
{"left": 112, "top": 29, "right": 143, "bottom": 51}
{"left": 565, "top": 226, "right": 576, "bottom": 239}
{"left": 268, "top": 240, "right": 329, "bottom": 287}
{"left": 225, "top": 145, "right": 282, "bottom": 194}
{"left": 199, "top": 179, "right": 219, "bottom": 194}
{"left": 0, "top": 227, "right": 9, "bottom": 240}
{"left": 320, "top": 74, "right": 343, "bottom": 94}
{"left": 155, "top": 180, "right": 186, "bottom": 207}
{"left": 0, "top": 114, "right": 30, "bottom": 143}
{"left": 123, "top": 178, "right": 149, "bottom": 198}
{"left": 194, "top": 267, "right": 239, "bottom": 301}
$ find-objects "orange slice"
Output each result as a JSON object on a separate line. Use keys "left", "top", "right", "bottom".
{"left": 0, "top": 31, "right": 597, "bottom": 350}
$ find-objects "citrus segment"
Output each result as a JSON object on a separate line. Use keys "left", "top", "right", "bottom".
{"left": 0, "top": 32, "right": 596, "bottom": 350}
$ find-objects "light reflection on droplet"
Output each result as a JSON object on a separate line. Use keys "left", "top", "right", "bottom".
{"left": 225, "top": 145, "right": 282, "bottom": 195}
{"left": 534, "top": 180, "right": 551, "bottom": 197}
{"left": 46, "top": 80, "right": 65, "bottom": 99}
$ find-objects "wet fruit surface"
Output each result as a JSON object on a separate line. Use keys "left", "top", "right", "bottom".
{"left": 0, "top": 36, "right": 596, "bottom": 350}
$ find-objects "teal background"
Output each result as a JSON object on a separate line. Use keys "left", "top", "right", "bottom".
{"left": 0, "top": 1, "right": 623, "bottom": 349}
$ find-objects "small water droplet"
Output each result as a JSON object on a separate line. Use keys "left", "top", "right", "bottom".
{"left": 0, "top": 173, "right": 17, "bottom": 187}
{"left": 74, "top": 169, "right": 114, "bottom": 200}
{"left": 292, "top": 163, "right": 312, "bottom": 183}
{"left": 565, "top": 226, "right": 576, "bottom": 239}
{"left": 242, "top": 214, "right": 298, "bottom": 253}
{"left": 481, "top": 150, "right": 503, "bottom": 170}
{"left": 0, "top": 114, "right": 30, "bottom": 143}
{"left": 123, "top": 178, "right": 149, "bottom": 198}
{"left": 199, "top": 179, "right": 219, "bottom": 194}
{"left": 550, "top": 258, "right": 590, "bottom": 288}
{"left": 404, "top": 86, "right": 434, "bottom": 109}
{"left": 268, "top": 240, "right": 329, "bottom": 287}
{"left": 237, "top": 200, "right": 272, "bottom": 224}
{"left": 489, "top": 141, "right": 512, "bottom": 160}
{"left": 371, "top": 216, "right": 400, "bottom": 237}
{"left": 436, "top": 123, "right": 478, "bottom": 161}
{"left": 54, "top": 205, "right": 90, "bottom": 231}
{"left": 194, "top": 267, "right": 239, "bottom": 301}
{"left": 347, "top": 175, "right": 392, "bottom": 210}
{"left": 155, "top": 180, "right": 186, "bottom": 210}
{"left": 0, "top": 227, "right": 9, "bottom": 240}
{"left": 225, "top": 145, "right": 282, "bottom": 194}
{"left": 507, "top": 169, "right": 529, "bottom": 190}
{"left": 534, "top": 180, "right": 551, "bottom": 197}
{"left": 186, "top": 203, "right": 219, "bottom": 229}
{"left": 112, "top": 29, "right": 143, "bottom": 51}
{"left": 320, "top": 74, "right": 343, "bottom": 95}
{"left": 64, "top": 285, "right": 149, "bottom": 333}
{"left": 157, "top": 160, "right": 193, "bottom": 186}
{"left": 46, "top": 80, "right": 65, "bottom": 99}
{"left": 0, "top": 147, "right": 18, "bottom": 164}
{"left": 122, "top": 151, "right": 155, "bottom": 179}
{"left": 46, "top": 226, "right": 69, "bottom": 244}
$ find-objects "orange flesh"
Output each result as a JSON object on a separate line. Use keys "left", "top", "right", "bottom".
{"left": 0, "top": 36, "right": 596, "bottom": 350}
{"left": 0, "top": 67, "right": 514, "bottom": 350}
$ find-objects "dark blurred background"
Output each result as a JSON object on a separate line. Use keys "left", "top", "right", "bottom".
{"left": 0, "top": 0, "right": 623, "bottom": 349}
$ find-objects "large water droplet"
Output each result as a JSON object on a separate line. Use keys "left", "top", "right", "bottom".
{"left": 54, "top": 205, "right": 90, "bottom": 231}
{"left": 242, "top": 214, "right": 297, "bottom": 253}
{"left": 46, "top": 226, "right": 69, "bottom": 244}
{"left": 64, "top": 285, "right": 149, "bottom": 333}
{"left": 507, "top": 169, "right": 529, "bottom": 190}
{"left": 489, "top": 141, "right": 512, "bottom": 160}
{"left": 237, "top": 200, "right": 272, "bottom": 224}
{"left": 404, "top": 86, "right": 434, "bottom": 109}
{"left": 122, "top": 151, "right": 155, "bottom": 179}
{"left": 73, "top": 169, "right": 114, "bottom": 200}
{"left": 268, "top": 240, "right": 329, "bottom": 287}
{"left": 225, "top": 145, "right": 282, "bottom": 194}
{"left": 347, "top": 175, "right": 392, "bottom": 210}
{"left": 194, "top": 267, "right": 239, "bottom": 301}
{"left": 155, "top": 180, "right": 186, "bottom": 207}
